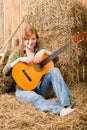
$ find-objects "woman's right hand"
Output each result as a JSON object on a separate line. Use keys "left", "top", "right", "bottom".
{"left": 19, "top": 57, "right": 33, "bottom": 65}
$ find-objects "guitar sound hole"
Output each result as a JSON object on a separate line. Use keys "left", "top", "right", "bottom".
{"left": 34, "top": 63, "right": 43, "bottom": 72}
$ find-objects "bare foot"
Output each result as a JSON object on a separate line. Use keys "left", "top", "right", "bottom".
{"left": 64, "top": 102, "right": 76, "bottom": 109}
{"left": 60, "top": 107, "right": 76, "bottom": 117}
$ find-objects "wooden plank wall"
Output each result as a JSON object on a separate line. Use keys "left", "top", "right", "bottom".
{"left": 3, "top": 0, "right": 20, "bottom": 48}
{"left": 0, "top": 0, "right": 87, "bottom": 47}
{"left": 3, "top": 0, "right": 13, "bottom": 43}
{"left": 0, "top": 0, "right": 4, "bottom": 45}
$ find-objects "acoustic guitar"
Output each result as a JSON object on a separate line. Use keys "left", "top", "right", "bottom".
{"left": 12, "top": 31, "right": 85, "bottom": 90}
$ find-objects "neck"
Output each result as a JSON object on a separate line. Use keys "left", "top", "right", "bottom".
{"left": 25, "top": 47, "right": 35, "bottom": 56}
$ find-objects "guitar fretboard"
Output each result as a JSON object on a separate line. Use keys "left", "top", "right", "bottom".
{"left": 40, "top": 41, "right": 73, "bottom": 67}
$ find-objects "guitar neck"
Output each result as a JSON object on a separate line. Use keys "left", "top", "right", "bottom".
{"left": 40, "top": 41, "right": 73, "bottom": 67}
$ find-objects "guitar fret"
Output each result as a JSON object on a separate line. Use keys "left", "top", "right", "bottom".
{"left": 40, "top": 41, "right": 73, "bottom": 67}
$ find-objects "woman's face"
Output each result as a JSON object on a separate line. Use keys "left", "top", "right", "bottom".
{"left": 24, "top": 34, "right": 37, "bottom": 50}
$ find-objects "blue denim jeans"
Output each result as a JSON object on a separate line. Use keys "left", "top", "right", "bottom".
{"left": 15, "top": 67, "right": 72, "bottom": 114}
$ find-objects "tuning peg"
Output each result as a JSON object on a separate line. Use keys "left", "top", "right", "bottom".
{"left": 81, "top": 38, "right": 84, "bottom": 42}
{"left": 79, "top": 39, "right": 83, "bottom": 42}
{"left": 82, "top": 38, "right": 84, "bottom": 41}
{"left": 77, "top": 31, "right": 80, "bottom": 34}
{"left": 74, "top": 32, "right": 79, "bottom": 36}
{"left": 77, "top": 40, "right": 82, "bottom": 43}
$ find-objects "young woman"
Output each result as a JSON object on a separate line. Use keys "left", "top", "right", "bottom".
{"left": 3, "top": 23, "right": 76, "bottom": 117}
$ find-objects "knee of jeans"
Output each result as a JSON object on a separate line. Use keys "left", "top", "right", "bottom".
{"left": 49, "top": 67, "right": 60, "bottom": 74}
{"left": 42, "top": 86, "right": 54, "bottom": 99}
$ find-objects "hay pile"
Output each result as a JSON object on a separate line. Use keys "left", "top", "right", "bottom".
{"left": 0, "top": 82, "right": 87, "bottom": 130}
{"left": 24, "top": 0, "right": 87, "bottom": 84}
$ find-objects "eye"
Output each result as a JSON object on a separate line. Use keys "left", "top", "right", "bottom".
{"left": 25, "top": 38, "right": 37, "bottom": 42}
{"left": 31, "top": 38, "right": 37, "bottom": 41}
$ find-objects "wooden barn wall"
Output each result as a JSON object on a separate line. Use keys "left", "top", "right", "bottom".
{"left": 0, "top": 0, "right": 28, "bottom": 47}
{"left": 0, "top": 0, "right": 4, "bottom": 45}
{"left": 0, "top": 0, "right": 87, "bottom": 47}
{"left": 3, "top": 0, "right": 20, "bottom": 48}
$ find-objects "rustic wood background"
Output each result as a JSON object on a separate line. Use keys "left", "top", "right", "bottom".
{"left": 0, "top": 0, "right": 30, "bottom": 48}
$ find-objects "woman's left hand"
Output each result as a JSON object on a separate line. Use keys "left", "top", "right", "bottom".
{"left": 34, "top": 49, "right": 45, "bottom": 63}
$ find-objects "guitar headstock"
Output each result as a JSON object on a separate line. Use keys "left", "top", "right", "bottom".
{"left": 71, "top": 31, "right": 85, "bottom": 44}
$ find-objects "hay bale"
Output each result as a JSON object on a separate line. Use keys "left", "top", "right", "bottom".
{"left": 23, "top": 0, "right": 87, "bottom": 84}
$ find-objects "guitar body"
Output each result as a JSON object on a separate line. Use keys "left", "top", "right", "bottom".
{"left": 12, "top": 55, "right": 54, "bottom": 90}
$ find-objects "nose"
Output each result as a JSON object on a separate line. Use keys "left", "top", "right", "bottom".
{"left": 28, "top": 39, "right": 32, "bottom": 43}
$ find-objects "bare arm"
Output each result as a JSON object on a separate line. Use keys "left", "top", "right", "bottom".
{"left": 11, "top": 56, "right": 34, "bottom": 68}
{"left": 34, "top": 49, "right": 52, "bottom": 63}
